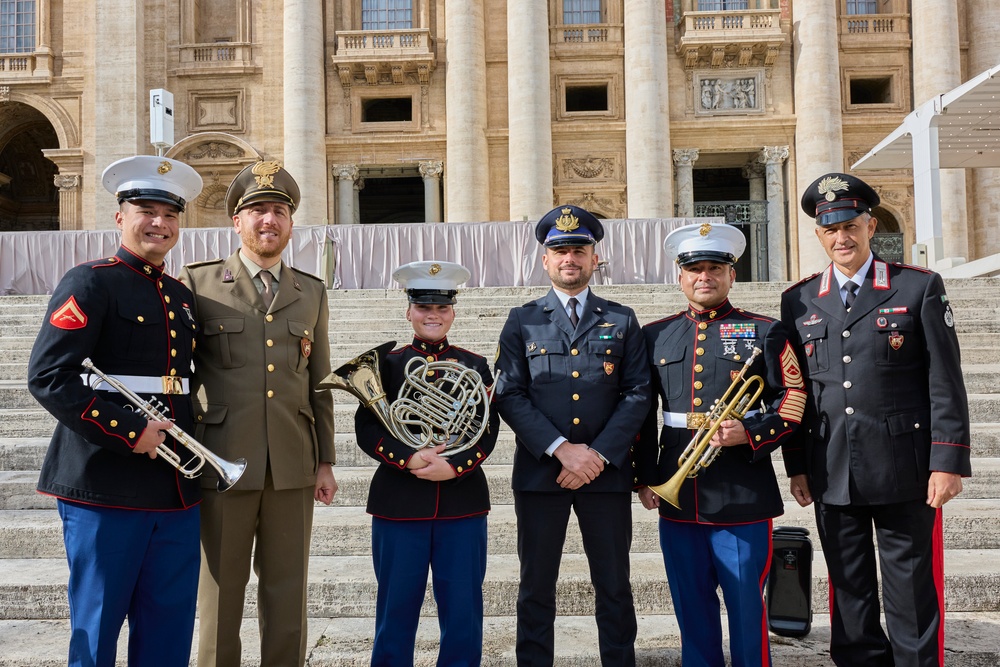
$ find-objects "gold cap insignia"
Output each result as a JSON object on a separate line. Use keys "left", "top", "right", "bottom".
{"left": 817, "top": 176, "right": 850, "bottom": 202}
{"left": 429, "top": 263, "right": 441, "bottom": 275}
{"left": 251, "top": 160, "right": 282, "bottom": 188}
{"left": 699, "top": 223, "right": 712, "bottom": 236}
{"left": 157, "top": 161, "right": 172, "bottom": 174}
{"left": 555, "top": 208, "right": 580, "bottom": 232}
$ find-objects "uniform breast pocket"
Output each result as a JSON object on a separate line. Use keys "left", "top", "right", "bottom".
{"left": 287, "top": 320, "right": 314, "bottom": 373}
{"left": 525, "top": 339, "right": 566, "bottom": 384}
{"left": 589, "top": 338, "right": 624, "bottom": 385}
{"left": 873, "top": 315, "right": 920, "bottom": 366}
{"left": 653, "top": 344, "right": 686, "bottom": 400}
{"left": 203, "top": 317, "right": 246, "bottom": 369}
{"left": 795, "top": 321, "right": 829, "bottom": 373}
{"left": 115, "top": 301, "right": 164, "bottom": 362}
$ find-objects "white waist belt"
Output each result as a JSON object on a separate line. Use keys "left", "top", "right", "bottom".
{"left": 83, "top": 373, "right": 190, "bottom": 395}
{"left": 663, "top": 412, "right": 689, "bottom": 428}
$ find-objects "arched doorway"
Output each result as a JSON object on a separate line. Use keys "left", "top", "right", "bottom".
{"left": 0, "top": 102, "right": 59, "bottom": 231}
{"left": 870, "top": 205, "right": 904, "bottom": 263}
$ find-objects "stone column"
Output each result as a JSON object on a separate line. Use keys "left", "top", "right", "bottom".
{"left": 743, "top": 162, "right": 766, "bottom": 203}
{"left": 792, "top": 0, "right": 843, "bottom": 276}
{"left": 912, "top": 0, "right": 966, "bottom": 265}
{"left": 54, "top": 174, "right": 82, "bottom": 231}
{"left": 92, "top": 0, "right": 143, "bottom": 228}
{"left": 445, "top": 0, "right": 490, "bottom": 222}
{"left": 966, "top": 1, "right": 1000, "bottom": 258}
{"left": 507, "top": 0, "right": 553, "bottom": 221}
{"left": 672, "top": 149, "right": 699, "bottom": 218}
{"left": 419, "top": 161, "right": 444, "bottom": 223}
{"left": 333, "top": 164, "right": 360, "bottom": 225}
{"left": 284, "top": 0, "right": 328, "bottom": 224}
{"left": 760, "top": 146, "right": 790, "bottom": 281}
{"left": 624, "top": 0, "right": 672, "bottom": 217}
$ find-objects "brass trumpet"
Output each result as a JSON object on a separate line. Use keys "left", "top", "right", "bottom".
{"left": 649, "top": 347, "right": 765, "bottom": 510}
{"left": 81, "top": 359, "right": 248, "bottom": 492}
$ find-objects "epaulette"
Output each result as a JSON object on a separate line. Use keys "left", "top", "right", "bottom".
{"left": 892, "top": 262, "right": 934, "bottom": 275}
{"left": 184, "top": 258, "right": 224, "bottom": 270}
{"left": 289, "top": 266, "right": 324, "bottom": 282}
{"left": 86, "top": 256, "right": 119, "bottom": 269}
{"left": 522, "top": 300, "right": 539, "bottom": 308}
{"left": 784, "top": 270, "right": 822, "bottom": 292}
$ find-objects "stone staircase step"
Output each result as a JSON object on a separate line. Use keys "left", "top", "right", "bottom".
{"left": 1, "top": 613, "right": 999, "bottom": 667}
{"left": 1, "top": 549, "right": 997, "bottom": 622}
{"left": 4, "top": 498, "right": 999, "bottom": 560}
{"left": 5, "top": 459, "right": 1000, "bottom": 510}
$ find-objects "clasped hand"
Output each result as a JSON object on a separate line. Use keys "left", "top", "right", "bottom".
{"left": 554, "top": 442, "right": 605, "bottom": 489}
{"left": 407, "top": 444, "right": 458, "bottom": 481}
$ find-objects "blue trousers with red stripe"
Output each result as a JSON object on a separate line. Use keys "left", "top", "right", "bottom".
{"left": 370, "top": 515, "right": 488, "bottom": 667}
{"left": 58, "top": 499, "right": 201, "bottom": 667}
{"left": 658, "top": 517, "right": 773, "bottom": 667}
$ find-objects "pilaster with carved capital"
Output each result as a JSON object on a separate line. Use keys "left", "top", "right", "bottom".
{"left": 419, "top": 161, "right": 444, "bottom": 223}
{"left": 333, "top": 164, "right": 361, "bottom": 224}
{"left": 758, "top": 146, "right": 790, "bottom": 280}
{"left": 673, "top": 149, "right": 699, "bottom": 217}
{"left": 418, "top": 161, "right": 444, "bottom": 180}
{"left": 54, "top": 174, "right": 83, "bottom": 230}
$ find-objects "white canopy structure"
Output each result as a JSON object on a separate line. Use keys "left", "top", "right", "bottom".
{"left": 852, "top": 62, "right": 1000, "bottom": 271}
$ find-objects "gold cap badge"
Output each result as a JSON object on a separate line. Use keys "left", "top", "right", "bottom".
{"left": 429, "top": 263, "right": 441, "bottom": 275}
{"left": 555, "top": 208, "right": 580, "bottom": 232}
{"left": 157, "top": 161, "right": 172, "bottom": 174}
{"left": 817, "top": 175, "right": 850, "bottom": 202}
{"left": 251, "top": 160, "right": 282, "bottom": 189}
{"left": 699, "top": 223, "right": 712, "bottom": 236}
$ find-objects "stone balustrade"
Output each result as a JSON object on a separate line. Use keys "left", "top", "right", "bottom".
{"left": 841, "top": 13, "right": 910, "bottom": 34}
{"left": 177, "top": 42, "right": 253, "bottom": 65}
{"left": 550, "top": 23, "right": 623, "bottom": 44}
{"left": 335, "top": 28, "right": 433, "bottom": 58}
{"left": 0, "top": 53, "right": 49, "bottom": 81}
{"left": 679, "top": 9, "right": 781, "bottom": 36}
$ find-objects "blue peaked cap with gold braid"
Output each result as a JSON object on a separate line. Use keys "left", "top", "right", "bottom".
{"left": 534, "top": 204, "right": 605, "bottom": 247}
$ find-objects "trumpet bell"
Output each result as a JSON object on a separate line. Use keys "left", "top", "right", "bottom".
{"left": 215, "top": 457, "right": 248, "bottom": 493}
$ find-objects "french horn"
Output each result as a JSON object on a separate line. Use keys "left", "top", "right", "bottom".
{"left": 317, "top": 341, "right": 491, "bottom": 457}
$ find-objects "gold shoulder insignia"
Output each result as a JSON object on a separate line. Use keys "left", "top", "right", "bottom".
{"left": 251, "top": 160, "right": 282, "bottom": 188}
{"left": 554, "top": 208, "right": 579, "bottom": 232}
{"left": 817, "top": 176, "right": 850, "bottom": 202}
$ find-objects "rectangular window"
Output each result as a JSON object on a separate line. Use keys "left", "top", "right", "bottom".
{"left": 846, "top": 0, "right": 878, "bottom": 14}
{"left": 0, "top": 0, "right": 35, "bottom": 54}
{"left": 362, "top": 97, "right": 413, "bottom": 123}
{"left": 361, "top": 0, "right": 412, "bottom": 30}
{"left": 563, "top": 0, "right": 601, "bottom": 25}
{"left": 696, "top": 0, "right": 749, "bottom": 10}
{"left": 849, "top": 77, "right": 892, "bottom": 105}
{"left": 566, "top": 84, "right": 608, "bottom": 113}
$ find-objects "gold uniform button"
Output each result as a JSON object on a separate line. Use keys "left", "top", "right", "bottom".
{"left": 755, "top": 435, "right": 761, "bottom": 442}
{"left": 219, "top": 324, "right": 224, "bottom": 331}
{"left": 170, "top": 330, "right": 177, "bottom": 338}
{"left": 572, "top": 394, "right": 580, "bottom": 401}
{"left": 91, "top": 410, "right": 99, "bottom": 417}
{"left": 170, "top": 349, "right": 177, "bottom": 357}
{"left": 158, "top": 281, "right": 164, "bottom": 289}
{"left": 426, "top": 370, "right": 436, "bottom": 377}
{"left": 266, "top": 314, "right": 273, "bottom": 322}
{"left": 137, "top": 316, "right": 144, "bottom": 323}
{"left": 467, "top": 459, "right": 473, "bottom": 466}
{"left": 129, "top": 431, "right": 137, "bottom": 438}
{"left": 164, "top": 295, "right": 171, "bottom": 304}
{"left": 268, "top": 364, "right": 275, "bottom": 372}
{"left": 427, "top": 356, "right": 435, "bottom": 362}
{"left": 169, "top": 312, "right": 175, "bottom": 320}
{"left": 304, "top": 329, "right": 310, "bottom": 336}
{"left": 693, "top": 398, "right": 703, "bottom": 407}
{"left": 267, "top": 339, "right": 274, "bottom": 347}
{"left": 170, "top": 368, "right": 177, "bottom": 376}
{"left": 698, "top": 333, "right": 706, "bottom": 341}
{"left": 267, "top": 390, "right": 274, "bottom": 398}
{"left": 571, "top": 349, "right": 579, "bottom": 356}
{"left": 699, "top": 322, "right": 708, "bottom": 330}
{"left": 572, "top": 371, "right": 580, "bottom": 378}
{"left": 573, "top": 418, "right": 581, "bottom": 425}
{"left": 378, "top": 446, "right": 384, "bottom": 452}
{"left": 389, "top": 452, "right": 394, "bottom": 459}
{"left": 734, "top": 354, "right": 741, "bottom": 361}
{"left": 476, "top": 452, "right": 482, "bottom": 459}
{"left": 197, "top": 415, "right": 203, "bottom": 422}
{"left": 694, "top": 364, "right": 703, "bottom": 373}
{"left": 110, "top": 420, "right": 118, "bottom": 427}
{"left": 541, "top": 348, "right": 547, "bottom": 354}
{"left": 696, "top": 348, "right": 705, "bottom": 356}
{"left": 694, "top": 381, "right": 703, "bottom": 390}
{"left": 457, "top": 466, "right": 464, "bottom": 473}
{"left": 659, "top": 358, "right": 666, "bottom": 365}
{"left": 606, "top": 349, "right": 612, "bottom": 355}
{"left": 770, "top": 429, "right": 776, "bottom": 435}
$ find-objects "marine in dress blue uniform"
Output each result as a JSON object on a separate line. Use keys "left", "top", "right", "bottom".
{"left": 27, "top": 156, "right": 204, "bottom": 667}
{"left": 634, "top": 223, "right": 806, "bottom": 667}
{"left": 494, "top": 206, "right": 651, "bottom": 666}
{"left": 780, "top": 173, "right": 971, "bottom": 667}
{"left": 350, "top": 261, "right": 500, "bottom": 666}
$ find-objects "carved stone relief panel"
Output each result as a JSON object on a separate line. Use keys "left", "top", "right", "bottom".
{"left": 555, "top": 153, "right": 625, "bottom": 186}
{"left": 557, "top": 190, "right": 627, "bottom": 219}
{"left": 693, "top": 70, "right": 764, "bottom": 116}
{"left": 188, "top": 90, "right": 245, "bottom": 133}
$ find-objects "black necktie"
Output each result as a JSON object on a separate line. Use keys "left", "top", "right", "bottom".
{"left": 567, "top": 297, "right": 580, "bottom": 328}
{"left": 260, "top": 271, "right": 275, "bottom": 309}
{"left": 844, "top": 280, "right": 858, "bottom": 310}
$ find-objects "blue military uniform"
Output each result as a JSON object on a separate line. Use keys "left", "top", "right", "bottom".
{"left": 635, "top": 222, "right": 806, "bottom": 667}
{"left": 351, "top": 261, "right": 500, "bottom": 666}
{"left": 27, "top": 155, "right": 203, "bottom": 667}
{"left": 495, "top": 205, "right": 651, "bottom": 666}
{"left": 780, "top": 173, "right": 971, "bottom": 667}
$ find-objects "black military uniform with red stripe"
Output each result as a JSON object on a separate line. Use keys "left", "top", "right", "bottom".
{"left": 636, "top": 299, "right": 806, "bottom": 522}
{"left": 29, "top": 246, "right": 201, "bottom": 508}
{"left": 355, "top": 335, "right": 500, "bottom": 519}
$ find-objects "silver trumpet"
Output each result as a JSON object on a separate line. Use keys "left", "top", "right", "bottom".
{"left": 81, "top": 359, "right": 247, "bottom": 492}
